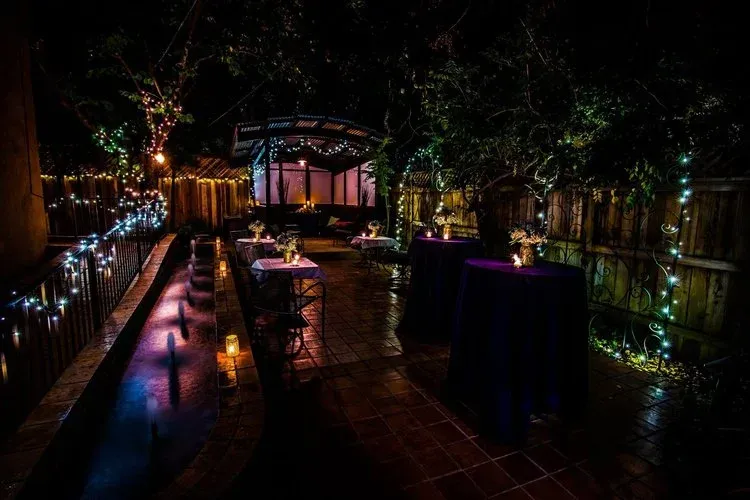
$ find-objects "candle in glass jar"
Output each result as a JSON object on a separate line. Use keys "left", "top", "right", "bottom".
{"left": 443, "top": 233, "right": 450, "bottom": 240}
{"left": 361, "top": 232, "right": 366, "bottom": 238}
{"left": 426, "top": 231, "right": 433, "bottom": 238}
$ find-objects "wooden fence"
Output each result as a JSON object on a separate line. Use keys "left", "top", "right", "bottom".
{"left": 156, "top": 177, "right": 250, "bottom": 231}
{"left": 394, "top": 178, "right": 750, "bottom": 360}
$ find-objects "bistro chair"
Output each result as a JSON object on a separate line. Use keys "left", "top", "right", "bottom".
{"left": 242, "top": 242, "right": 267, "bottom": 265}
{"left": 247, "top": 269, "right": 326, "bottom": 355}
{"left": 381, "top": 248, "right": 410, "bottom": 283}
{"left": 229, "top": 229, "right": 249, "bottom": 242}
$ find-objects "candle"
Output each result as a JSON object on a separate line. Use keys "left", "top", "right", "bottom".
{"left": 443, "top": 233, "right": 450, "bottom": 240}
{"left": 219, "top": 260, "right": 227, "bottom": 274}
{"left": 293, "top": 253, "right": 301, "bottom": 266}
{"left": 426, "top": 231, "right": 433, "bottom": 238}
{"left": 265, "top": 234, "right": 271, "bottom": 240}
{"left": 361, "top": 232, "right": 366, "bottom": 238}
{"left": 512, "top": 254, "right": 522, "bottom": 268}
{"left": 225, "top": 334, "right": 239, "bottom": 358}
{"left": 311, "top": 202, "right": 315, "bottom": 210}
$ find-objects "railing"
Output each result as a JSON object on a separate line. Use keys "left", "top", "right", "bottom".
{"left": 45, "top": 192, "right": 159, "bottom": 237}
{"left": 0, "top": 198, "right": 167, "bottom": 438}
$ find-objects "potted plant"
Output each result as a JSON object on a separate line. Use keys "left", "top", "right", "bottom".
{"left": 433, "top": 207, "right": 459, "bottom": 239}
{"left": 274, "top": 232, "right": 300, "bottom": 263}
{"left": 509, "top": 222, "right": 546, "bottom": 266}
{"left": 368, "top": 220, "right": 383, "bottom": 238}
{"left": 248, "top": 220, "right": 266, "bottom": 240}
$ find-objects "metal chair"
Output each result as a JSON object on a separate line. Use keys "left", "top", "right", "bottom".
{"left": 248, "top": 269, "right": 327, "bottom": 355}
{"left": 230, "top": 229, "right": 249, "bottom": 241}
{"left": 243, "top": 242, "right": 267, "bottom": 265}
{"left": 381, "top": 248, "right": 410, "bottom": 282}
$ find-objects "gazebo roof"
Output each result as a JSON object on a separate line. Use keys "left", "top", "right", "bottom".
{"left": 230, "top": 115, "right": 384, "bottom": 173}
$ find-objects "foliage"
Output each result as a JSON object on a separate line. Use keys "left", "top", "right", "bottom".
{"left": 432, "top": 207, "right": 458, "bottom": 227}
{"left": 417, "top": 3, "right": 748, "bottom": 206}
{"left": 509, "top": 222, "right": 546, "bottom": 246}
{"left": 248, "top": 220, "right": 266, "bottom": 233}
{"left": 33, "top": 0, "right": 314, "bottom": 179}
{"left": 274, "top": 232, "right": 300, "bottom": 252}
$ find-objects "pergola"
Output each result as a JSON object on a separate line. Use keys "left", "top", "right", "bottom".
{"left": 230, "top": 116, "right": 384, "bottom": 210}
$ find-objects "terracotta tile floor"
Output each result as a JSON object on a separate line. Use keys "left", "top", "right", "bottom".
{"left": 227, "top": 249, "right": 677, "bottom": 499}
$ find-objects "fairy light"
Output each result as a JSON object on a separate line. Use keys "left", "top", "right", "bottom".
{"left": 592, "top": 152, "right": 694, "bottom": 371}
{"left": 396, "top": 144, "right": 441, "bottom": 244}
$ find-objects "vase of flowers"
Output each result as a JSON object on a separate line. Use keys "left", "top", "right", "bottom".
{"left": 275, "top": 232, "right": 300, "bottom": 263}
{"left": 433, "top": 207, "right": 459, "bottom": 240}
{"left": 509, "top": 223, "right": 546, "bottom": 267}
{"left": 368, "top": 220, "right": 383, "bottom": 238}
{"left": 248, "top": 220, "right": 266, "bottom": 240}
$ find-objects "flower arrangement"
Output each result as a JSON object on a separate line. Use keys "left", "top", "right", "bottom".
{"left": 248, "top": 220, "right": 266, "bottom": 233}
{"left": 367, "top": 220, "right": 383, "bottom": 237}
{"left": 509, "top": 222, "right": 546, "bottom": 246}
{"left": 274, "top": 232, "right": 300, "bottom": 253}
{"left": 433, "top": 207, "right": 459, "bottom": 227}
{"left": 509, "top": 222, "right": 546, "bottom": 267}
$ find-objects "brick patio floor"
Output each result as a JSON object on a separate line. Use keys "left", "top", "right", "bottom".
{"left": 227, "top": 248, "right": 677, "bottom": 499}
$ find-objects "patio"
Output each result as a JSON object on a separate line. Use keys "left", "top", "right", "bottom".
{"left": 227, "top": 240, "right": 675, "bottom": 500}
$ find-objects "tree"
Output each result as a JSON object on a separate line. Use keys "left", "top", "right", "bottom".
{"left": 33, "top": 0, "right": 313, "bottom": 182}
{"left": 416, "top": 0, "right": 748, "bottom": 242}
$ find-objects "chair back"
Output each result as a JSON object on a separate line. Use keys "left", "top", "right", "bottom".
{"left": 243, "top": 242, "right": 267, "bottom": 264}
{"left": 230, "top": 229, "right": 249, "bottom": 241}
{"left": 249, "top": 269, "right": 295, "bottom": 313}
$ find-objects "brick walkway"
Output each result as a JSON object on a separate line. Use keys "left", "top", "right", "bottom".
{"left": 228, "top": 250, "right": 677, "bottom": 499}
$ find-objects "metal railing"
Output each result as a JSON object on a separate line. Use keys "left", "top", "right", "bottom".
{"left": 0, "top": 198, "right": 167, "bottom": 438}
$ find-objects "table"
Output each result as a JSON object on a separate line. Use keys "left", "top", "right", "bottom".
{"left": 398, "top": 236, "right": 484, "bottom": 339}
{"left": 350, "top": 236, "right": 399, "bottom": 250}
{"left": 236, "top": 238, "right": 276, "bottom": 254}
{"left": 447, "top": 259, "right": 589, "bottom": 442}
{"left": 350, "top": 236, "right": 399, "bottom": 271}
{"left": 251, "top": 257, "right": 327, "bottom": 281}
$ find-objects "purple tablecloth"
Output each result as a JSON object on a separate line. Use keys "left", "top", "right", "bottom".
{"left": 251, "top": 257, "right": 327, "bottom": 280}
{"left": 448, "top": 258, "right": 589, "bottom": 442}
{"left": 398, "top": 236, "right": 484, "bottom": 339}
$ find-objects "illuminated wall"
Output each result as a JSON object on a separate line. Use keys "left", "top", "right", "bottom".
{"left": 254, "top": 163, "right": 333, "bottom": 205}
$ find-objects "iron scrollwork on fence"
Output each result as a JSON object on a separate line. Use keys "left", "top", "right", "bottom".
{"left": 540, "top": 159, "right": 695, "bottom": 368}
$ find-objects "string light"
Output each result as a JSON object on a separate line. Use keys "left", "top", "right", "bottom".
{"left": 395, "top": 144, "right": 441, "bottom": 244}
{"left": 592, "top": 152, "right": 693, "bottom": 371}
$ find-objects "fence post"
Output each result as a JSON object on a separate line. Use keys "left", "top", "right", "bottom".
{"left": 86, "top": 248, "right": 102, "bottom": 330}
{"left": 135, "top": 217, "right": 143, "bottom": 274}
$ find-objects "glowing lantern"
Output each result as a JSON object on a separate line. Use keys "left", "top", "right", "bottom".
{"left": 225, "top": 335, "right": 239, "bottom": 358}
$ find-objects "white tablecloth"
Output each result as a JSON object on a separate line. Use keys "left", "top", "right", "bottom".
{"left": 236, "top": 238, "right": 276, "bottom": 253}
{"left": 351, "top": 236, "right": 399, "bottom": 250}
{"left": 251, "top": 257, "right": 326, "bottom": 280}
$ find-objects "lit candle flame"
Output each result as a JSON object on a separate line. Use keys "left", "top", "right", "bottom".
{"left": 512, "top": 254, "right": 522, "bottom": 268}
